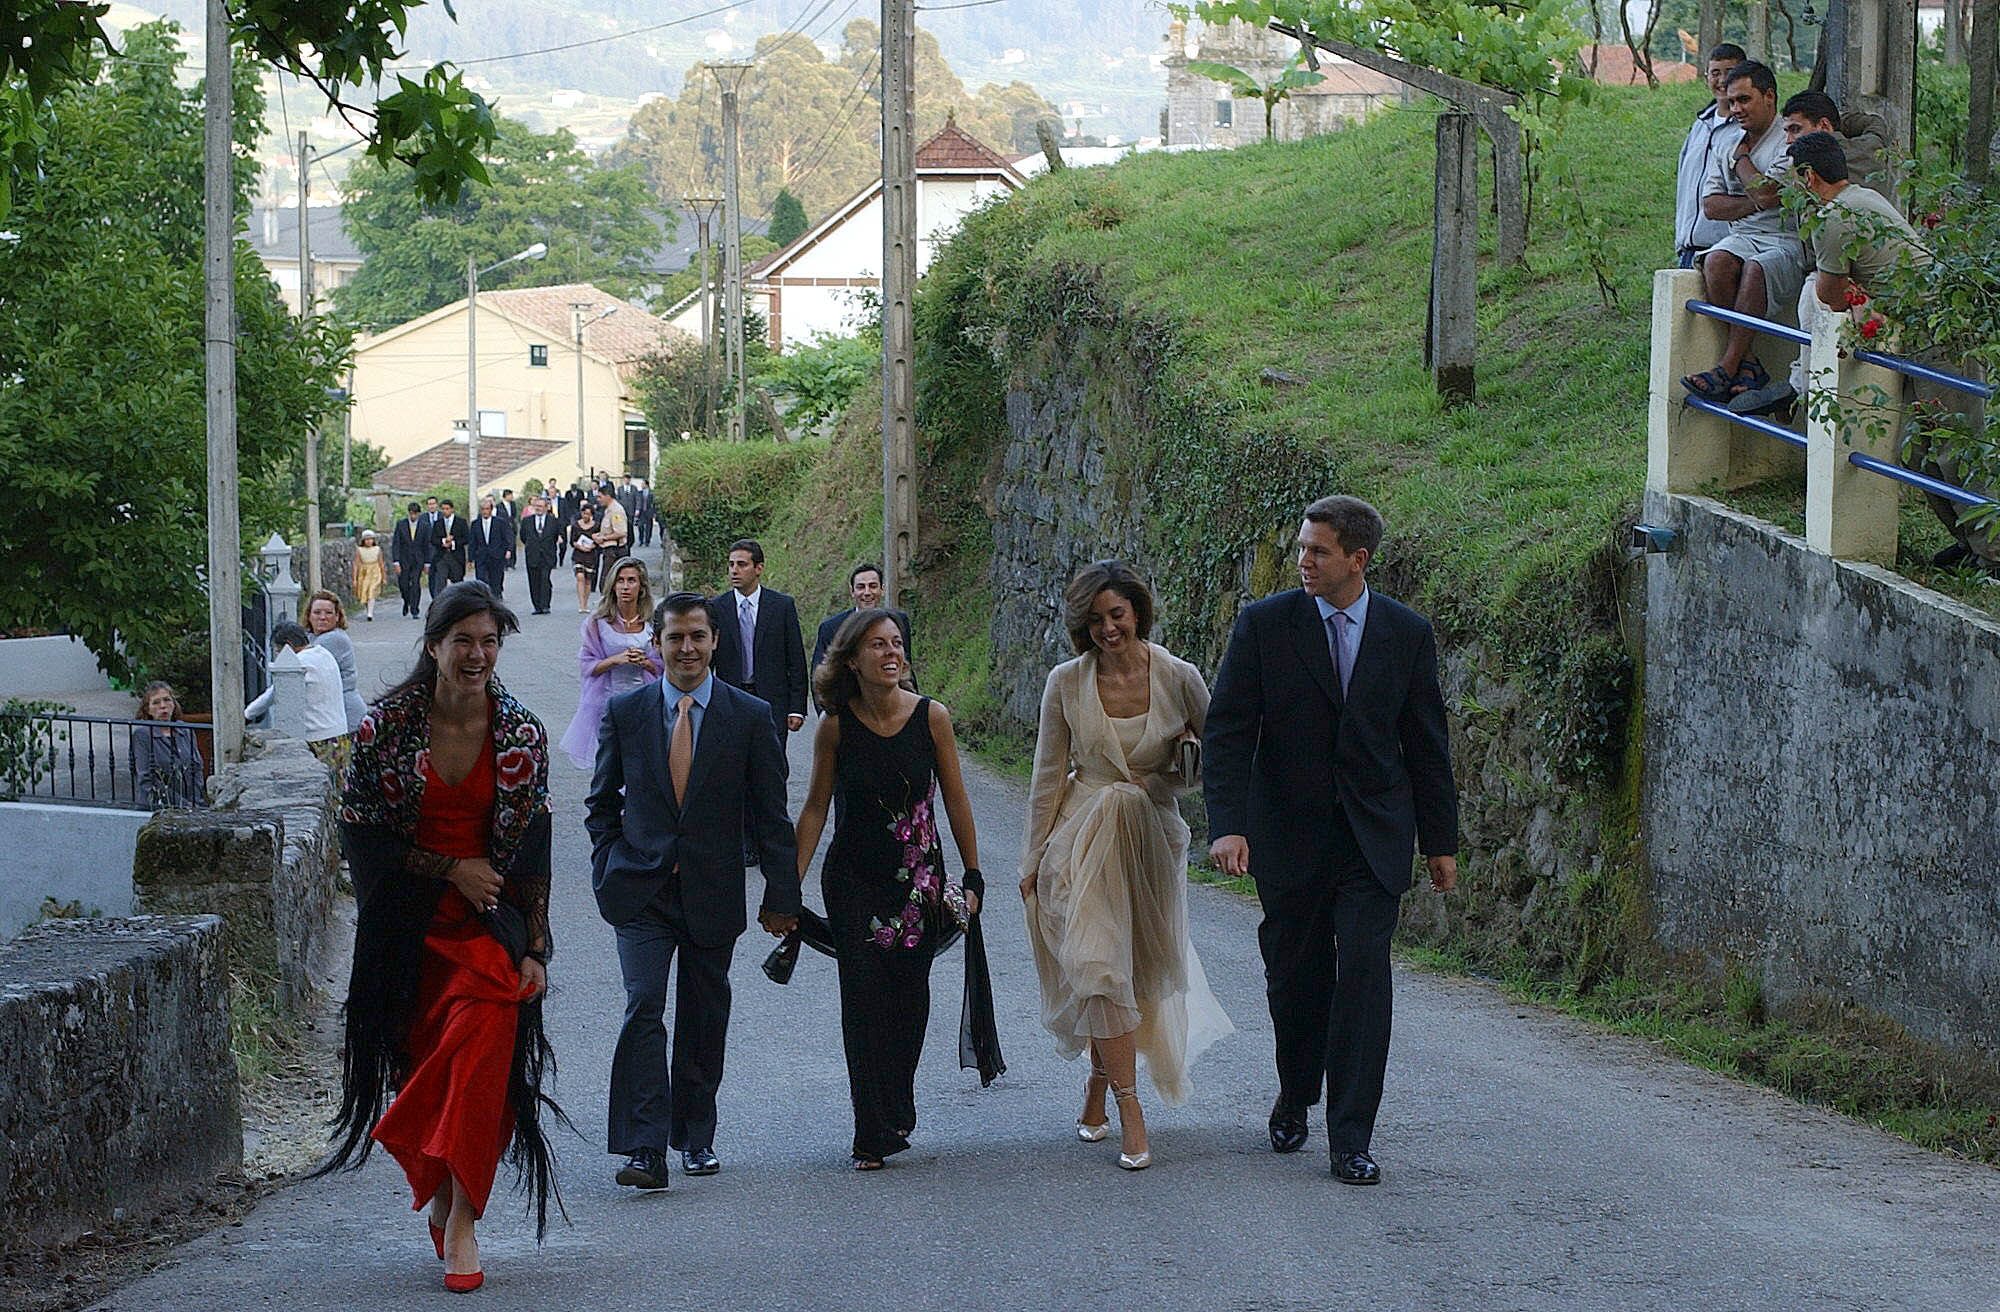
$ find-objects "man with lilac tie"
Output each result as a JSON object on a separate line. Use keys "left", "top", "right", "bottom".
{"left": 1203, "top": 495, "right": 1459, "bottom": 1187}
{"left": 708, "top": 539, "right": 808, "bottom": 864}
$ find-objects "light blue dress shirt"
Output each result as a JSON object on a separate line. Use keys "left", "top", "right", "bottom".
{"left": 1314, "top": 588, "right": 1370, "bottom": 697}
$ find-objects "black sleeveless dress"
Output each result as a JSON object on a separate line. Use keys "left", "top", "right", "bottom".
{"left": 824, "top": 697, "right": 951, "bottom": 1159}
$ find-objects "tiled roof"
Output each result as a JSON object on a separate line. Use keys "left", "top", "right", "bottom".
{"left": 245, "top": 204, "right": 364, "bottom": 262}
{"left": 1290, "top": 63, "right": 1404, "bottom": 97}
{"left": 913, "top": 118, "right": 1018, "bottom": 173}
{"left": 1575, "top": 45, "right": 1701, "bottom": 86}
{"left": 375, "top": 438, "right": 567, "bottom": 493}
{"left": 479, "top": 283, "right": 684, "bottom": 363}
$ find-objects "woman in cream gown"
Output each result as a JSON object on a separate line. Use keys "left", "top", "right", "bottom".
{"left": 1021, "top": 561, "right": 1231, "bottom": 1170}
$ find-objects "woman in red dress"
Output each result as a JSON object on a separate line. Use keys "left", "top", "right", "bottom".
{"left": 318, "top": 581, "right": 563, "bottom": 1293}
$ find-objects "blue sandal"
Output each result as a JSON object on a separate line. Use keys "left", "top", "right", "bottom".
{"left": 1682, "top": 366, "right": 1736, "bottom": 400}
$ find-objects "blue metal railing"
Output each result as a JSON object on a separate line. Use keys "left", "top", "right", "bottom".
{"left": 1681, "top": 298, "right": 1995, "bottom": 508}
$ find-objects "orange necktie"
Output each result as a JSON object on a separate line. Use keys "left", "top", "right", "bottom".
{"left": 670, "top": 693, "right": 694, "bottom": 804}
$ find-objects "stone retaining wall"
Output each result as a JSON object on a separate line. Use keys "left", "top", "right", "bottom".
{"left": 1642, "top": 493, "right": 2000, "bottom": 1055}
{"left": 0, "top": 916, "right": 240, "bottom": 1247}
{"left": 133, "top": 734, "right": 340, "bottom": 1013}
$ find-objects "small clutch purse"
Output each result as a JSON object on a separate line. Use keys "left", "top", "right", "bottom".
{"left": 1175, "top": 733, "right": 1202, "bottom": 788}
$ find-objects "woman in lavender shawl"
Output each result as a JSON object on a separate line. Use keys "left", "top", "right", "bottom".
{"left": 557, "top": 557, "right": 661, "bottom": 769}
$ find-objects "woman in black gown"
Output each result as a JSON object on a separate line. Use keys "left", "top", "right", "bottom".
{"left": 792, "top": 609, "right": 990, "bottom": 1169}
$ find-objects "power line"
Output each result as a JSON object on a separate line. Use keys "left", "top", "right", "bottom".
{"left": 422, "top": 0, "right": 765, "bottom": 67}
{"left": 915, "top": 0, "right": 1009, "bottom": 9}
{"left": 783, "top": 51, "right": 882, "bottom": 198}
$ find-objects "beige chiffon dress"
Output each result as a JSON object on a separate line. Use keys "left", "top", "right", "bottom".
{"left": 1021, "top": 644, "right": 1233, "bottom": 1104}
{"left": 351, "top": 542, "right": 386, "bottom": 602}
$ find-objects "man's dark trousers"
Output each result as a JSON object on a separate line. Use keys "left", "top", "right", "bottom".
{"left": 397, "top": 558, "right": 424, "bottom": 616}
{"left": 608, "top": 877, "right": 733, "bottom": 1156}
{"left": 1257, "top": 815, "right": 1400, "bottom": 1156}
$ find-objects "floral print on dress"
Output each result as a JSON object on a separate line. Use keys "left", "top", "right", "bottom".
{"left": 869, "top": 789, "right": 945, "bottom": 950}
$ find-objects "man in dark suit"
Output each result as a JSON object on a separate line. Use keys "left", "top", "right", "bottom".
{"left": 416, "top": 496, "right": 441, "bottom": 596}
{"left": 810, "top": 562, "right": 913, "bottom": 708}
{"left": 1204, "top": 494, "right": 1459, "bottom": 1187}
{"left": 428, "top": 499, "right": 467, "bottom": 594}
{"left": 634, "top": 477, "right": 655, "bottom": 548}
{"left": 497, "top": 489, "right": 519, "bottom": 568}
{"left": 389, "top": 502, "right": 427, "bottom": 618}
{"left": 469, "top": 495, "right": 514, "bottom": 595}
{"left": 708, "top": 537, "right": 807, "bottom": 748}
{"left": 516, "top": 494, "right": 561, "bottom": 615}
{"left": 586, "top": 592, "right": 800, "bottom": 1188}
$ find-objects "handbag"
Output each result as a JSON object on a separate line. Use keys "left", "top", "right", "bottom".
{"left": 1174, "top": 732, "right": 1202, "bottom": 788}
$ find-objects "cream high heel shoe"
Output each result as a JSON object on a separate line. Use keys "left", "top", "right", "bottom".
{"left": 1077, "top": 1063, "right": 1111, "bottom": 1142}
{"left": 1111, "top": 1081, "right": 1150, "bottom": 1170}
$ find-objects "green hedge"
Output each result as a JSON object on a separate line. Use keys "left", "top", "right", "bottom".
{"left": 654, "top": 438, "right": 827, "bottom": 589}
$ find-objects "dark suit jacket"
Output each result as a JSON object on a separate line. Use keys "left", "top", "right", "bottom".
{"left": 517, "top": 512, "right": 560, "bottom": 568}
{"left": 811, "top": 607, "right": 913, "bottom": 684}
{"left": 1203, "top": 587, "right": 1457, "bottom": 896}
{"left": 708, "top": 588, "right": 808, "bottom": 723}
{"left": 390, "top": 517, "right": 426, "bottom": 569}
{"left": 415, "top": 512, "right": 440, "bottom": 563}
{"left": 585, "top": 678, "right": 801, "bottom": 944}
{"left": 428, "top": 514, "right": 469, "bottom": 573}
{"left": 469, "top": 514, "right": 513, "bottom": 571}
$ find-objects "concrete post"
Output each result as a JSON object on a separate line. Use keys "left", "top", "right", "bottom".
{"left": 266, "top": 647, "right": 310, "bottom": 740}
{"left": 1648, "top": 268, "right": 1735, "bottom": 493}
{"left": 1805, "top": 304, "right": 1903, "bottom": 562}
{"left": 1429, "top": 111, "right": 1477, "bottom": 407}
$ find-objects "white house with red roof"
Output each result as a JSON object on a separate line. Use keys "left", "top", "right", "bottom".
{"left": 693, "top": 117, "right": 1023, "bottom": 352}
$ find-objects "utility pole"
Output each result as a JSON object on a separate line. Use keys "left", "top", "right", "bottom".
{"left": 1974, "top": 0, "right": 1998, "bottom": 185}
{"left": 571, "top": 300, "right": 620, "bottom": 475}
{"left": 467, "top": 253, "right": 481, "bottom": 505}
{"left": 706, "top": 64, "right": 752, "bottom": 442}
{"left": 880, "top": 0, "right": 918, "bottom": 607}
{"left": 297, "top": 129, "right": 322, "bottom": 591}
{"left": 683, "top": 195, "right": 724, "bottom": 440}
{"left": 204, "top": 0, "right": 244, "bottom": 760}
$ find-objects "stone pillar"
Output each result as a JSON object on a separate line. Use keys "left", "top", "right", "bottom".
{"left": 1428, "top": 111, "right": 1478, "bottom": 407}
{"left": 1649, "top": 269, "right": 1733, "bottom": 493}
{"left": 265, "top": 645, "right": 310, "bottom": 738}
{"left": 1805, "top": 302, "right": 1903, "bottom": 562}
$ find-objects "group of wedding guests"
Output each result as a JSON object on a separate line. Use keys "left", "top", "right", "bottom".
{"left": 316, "top": 494, "right": 1460, "bottom": 1295}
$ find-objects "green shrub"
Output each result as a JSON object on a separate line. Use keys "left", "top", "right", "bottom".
{"left": 654, "top": 438, "right": 826, "bottom": 588}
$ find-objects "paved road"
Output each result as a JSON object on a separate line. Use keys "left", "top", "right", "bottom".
{"left": 97, "top": 571, "right": 2000, "bottom": 1311}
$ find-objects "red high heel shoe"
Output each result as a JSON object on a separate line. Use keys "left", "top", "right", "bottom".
{"left": 429, "top": 1221, "right": 445, "bottom": 1260}
{"left": 443, "top": 1270, "right": 484, "bottom": 1293}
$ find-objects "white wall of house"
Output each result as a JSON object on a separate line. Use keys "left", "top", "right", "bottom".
{"left": 757, "top": 174, "right": 1014, "bottom": 350}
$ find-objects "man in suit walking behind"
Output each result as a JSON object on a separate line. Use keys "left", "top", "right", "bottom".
{"left": 428, "top": 498, "right": 468, "bottom": 595}
{"left": 587, "top": 592, "right": 800, "bottom": 1188}
{"left": 1203, "top": 495, "right": 1459, "bottom": 1187}
{"left": 471, "top": 495, "right": 514, "bottom": 596}
{"left": 810, "top": 562, "right": 913, "bottom": 707}
{"left": 517, "top": 494, "right": 561, "bottom": 615}
{"left": 710, "top": 539, "right": 808, "bottom": 867}
{"left": 390, "top": 501, "right": 427, "bottom": 618}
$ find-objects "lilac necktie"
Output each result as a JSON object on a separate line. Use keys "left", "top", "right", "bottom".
{"left": 1325, "top": 611, "right": 1352, "bottom": 698}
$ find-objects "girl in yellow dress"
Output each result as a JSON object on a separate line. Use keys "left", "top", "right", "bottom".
{"left": 352, "top": 530, "right": 387, "bottom": 621}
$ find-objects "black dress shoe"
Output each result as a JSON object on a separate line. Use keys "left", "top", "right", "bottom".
{"left": 615, "top": 1149, "right": 670, "bottom": 1190}
{"left": 1269, "top": 1099, "right": 1309, "bottom": 1154}
{"left": 681, "top": 1148, "right": 720, "bottom": 1176}
{"left": 1332, "top": 1151, "right": 1381, "bottom": 1185}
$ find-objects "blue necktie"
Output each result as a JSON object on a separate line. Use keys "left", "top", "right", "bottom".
{"left": 740, "top": 596, "right": 756, "bottom": 682}
{"left": 1326, "top": 611, "right": 1351, "bottom": 698}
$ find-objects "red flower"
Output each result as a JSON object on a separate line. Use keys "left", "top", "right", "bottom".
{"left": 1922, "top": 210, "right": 1942, "bottom": 229}
{"left": 355, "top": 715, "right": 376, "bottom": 746}
{"left": 1843, "top": 286, "right": 1869, "bottom": 308}
{"left": 1859, "top": 317, "right": 1884, "bottom": 340}
{"left": 380, "top": 770, "right": 406, "bottom": 805}
{"left": 516, "top": 721, "right": 542, "bottom": 745}
{"left": 496, "top": 746, "right": 536, "bottom": 790}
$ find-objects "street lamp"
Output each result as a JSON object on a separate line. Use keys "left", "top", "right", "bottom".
{"left": 571, "top": 302, "right": 620, "bottom": 477}
{"left": 467, "top": 241, "right": 548, "bottom": 500}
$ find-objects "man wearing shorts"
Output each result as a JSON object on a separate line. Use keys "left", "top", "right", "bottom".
{"left": 1682, "top": 62, "right": 1805, "bottom": 405}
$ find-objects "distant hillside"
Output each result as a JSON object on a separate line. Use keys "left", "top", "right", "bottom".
{"left": 122, "top": 0, "right": 1169, "bottom": 140}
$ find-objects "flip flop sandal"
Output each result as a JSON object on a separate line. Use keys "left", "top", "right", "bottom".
{"left": 1682, "top": 366, "right": 1736, "bottom": 400}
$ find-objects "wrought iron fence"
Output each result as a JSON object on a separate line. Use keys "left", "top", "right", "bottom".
{"left": 0, "top": 709, "right": 211, "bottom": 811}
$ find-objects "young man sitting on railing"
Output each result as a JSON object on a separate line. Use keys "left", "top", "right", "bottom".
{"left": 1682, "top": 61, "right": 1806, "bottom": 405}
{"left": 1728, "top": 93, "right": 1897, "bottom": 419}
